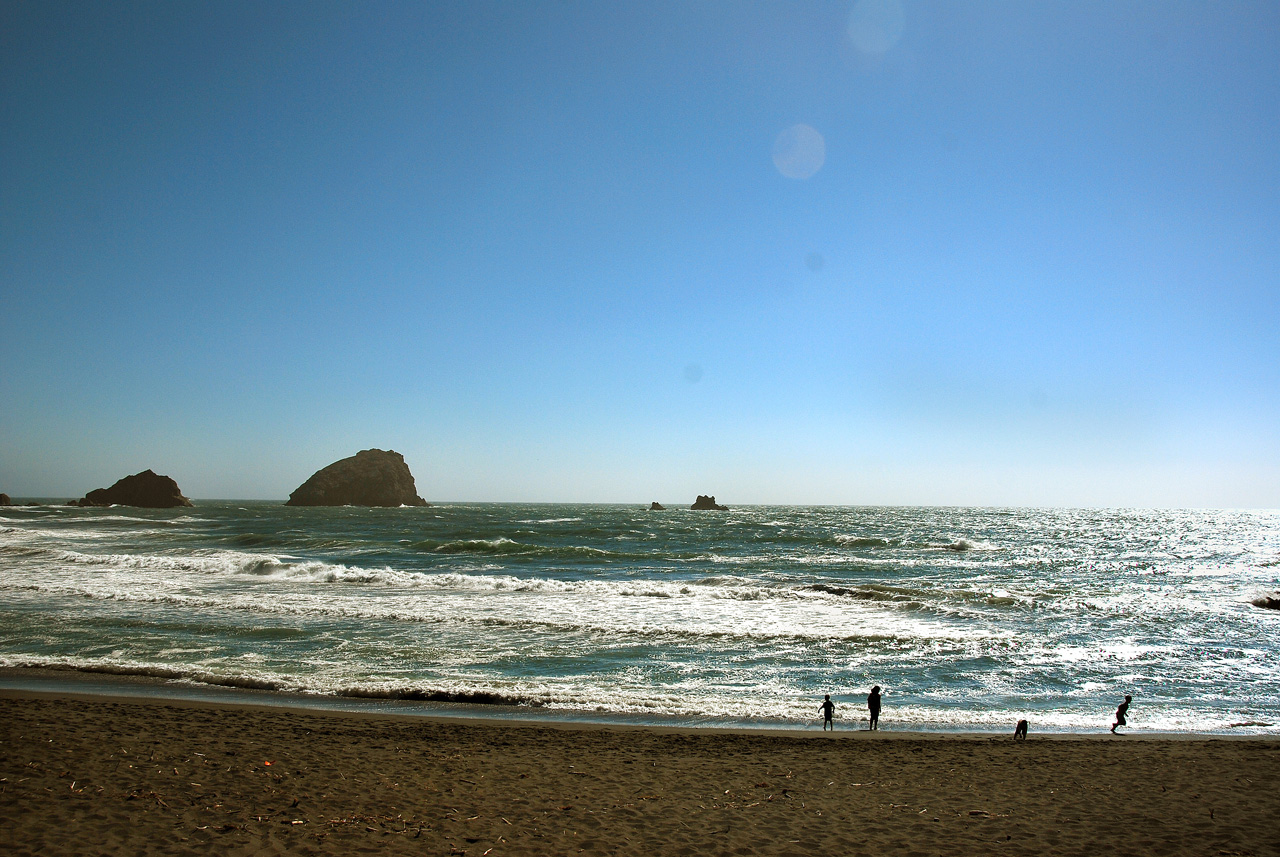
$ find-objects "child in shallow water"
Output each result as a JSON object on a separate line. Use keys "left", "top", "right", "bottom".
{"left": 1111, "top": 695, "right": 1132, "bottom": 734}
{"left": 820, "top": 695, "right": 835, "bottom": 731}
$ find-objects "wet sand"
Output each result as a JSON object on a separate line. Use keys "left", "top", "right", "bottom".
{"left": 2, "top": 689, "right": 1278, "bottom": 856}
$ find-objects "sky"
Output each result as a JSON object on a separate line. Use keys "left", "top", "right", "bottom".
{"left": 1, "top": 1, "right": 1277, "bottom": 506}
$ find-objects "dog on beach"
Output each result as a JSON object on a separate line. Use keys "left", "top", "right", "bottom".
{"left": 1014, "top": 719, "right": 1028, "bottom": 740}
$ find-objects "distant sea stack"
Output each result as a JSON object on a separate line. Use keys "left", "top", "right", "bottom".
{"left": 73, "top": 470, "right": 193, "bottom": 508}
{"left": 690, "top": 495, "right": 728, "bottom": 511}
{"left": 286, "top": 449, "right": 428, "bottom": 507}
{"left": 0, "top": 493, "right": 11, "bottom": 506}
{"left": 649, "top": 501, "right": 665, "bottom": 510}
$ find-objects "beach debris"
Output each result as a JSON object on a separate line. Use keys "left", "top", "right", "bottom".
{"left": 1250, "top": 592, "right": 1280, "bottom": 610}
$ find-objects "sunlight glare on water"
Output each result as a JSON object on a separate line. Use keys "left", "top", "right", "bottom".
{"left": 1, "top": 503, "right": 1278, "bottom": 732}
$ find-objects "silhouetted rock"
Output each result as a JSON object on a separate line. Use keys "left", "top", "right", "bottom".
{"left": 1253, "top": 592, "right": 1280, "bottom": 611}
{"left": 0, "top": 493, "right": 11, "bottom": 505}
{"left": 75, "top": 470, "right": 193, "bottom": 508}
{"left": 649, "top": 501, "right": 665, "bottom": 510}
{"left": 690, "top": 495, "right": 728, "bottom": 511}
{"left": 286, "top": 449, "right": 428, "bottom": 507}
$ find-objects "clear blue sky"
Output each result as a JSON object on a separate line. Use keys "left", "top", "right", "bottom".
{"left": 2, "top": 1, "right": 1277, "bottom": 506}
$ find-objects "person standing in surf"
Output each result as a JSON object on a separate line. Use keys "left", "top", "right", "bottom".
{"left": 820, "top": 694, "right": 835, "bottom": 731}
{"left": 1111, "top": 694, "right": 1132, "bottom": 734}
{"left": 867, "top": 685, "right": 882, "bottom": 730}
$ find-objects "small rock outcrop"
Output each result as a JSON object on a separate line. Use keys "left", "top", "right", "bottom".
{"left": 0, "top": 493, "right": 11, "bottom": 505}
{"left": 1252, "top": 592, "right": 1280, "bottom": 611}
{"left": 286, "top": 449, "right": 427, "bottom": 507}
{"left": 691, "top": 495, "right": 728, "bottom": 511}
{"left": 648, "top": 501, "right": 665, "bottom": 510}
{"left": 74, "top": 470, "right": 193, "bottom": 508}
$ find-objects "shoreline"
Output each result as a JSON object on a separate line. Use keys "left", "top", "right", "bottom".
{"left": 3, "top": 688, "right": 1279, "bottom": 856}
{"left": 3, "top": 666, "right": 1272, "bottom": 739}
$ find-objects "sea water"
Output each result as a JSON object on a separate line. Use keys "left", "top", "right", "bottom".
{"left": 1, "top": 502, "right": 1277, "bottom": 733}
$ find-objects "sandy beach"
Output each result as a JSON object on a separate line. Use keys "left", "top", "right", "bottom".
{"left": 2, "top": 688, "right": 1278, "bottom": 856}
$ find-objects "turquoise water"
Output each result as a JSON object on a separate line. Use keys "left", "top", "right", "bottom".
{"left": 2, "top": 502, "right": 1278, "bottom": 732}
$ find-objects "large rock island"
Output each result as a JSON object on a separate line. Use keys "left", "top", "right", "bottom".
{"left": 690, "top": 494, "right": 728, "bottom": 510}
{"left": 286, "top": 449, "right": 428, "bottom": 507}
{"left": 73, "top": 470, "right": 193, "bottom": 508}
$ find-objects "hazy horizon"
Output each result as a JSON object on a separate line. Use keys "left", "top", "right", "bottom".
{"left": 3, "top": 1, "right": 1277, "bottom": 508}
{"left": 8, "top": 494, "right": 1280, "bottom": 512}
{"left": 7, "top": 484, "right": 1280, "bottom": 512}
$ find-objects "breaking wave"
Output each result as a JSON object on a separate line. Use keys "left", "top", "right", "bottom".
{"left": 4, "top": 502, "right": 1279, "bottom": 733}
{"left": 834, "top": 535, "right": 898, "bottom": 548}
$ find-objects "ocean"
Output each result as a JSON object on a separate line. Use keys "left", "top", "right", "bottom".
{"left": 2, "top": 502, "right": 1277, "bottom": 733}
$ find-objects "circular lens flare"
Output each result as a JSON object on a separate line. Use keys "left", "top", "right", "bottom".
{"left": 848, "top": 0, "right": 905, "bottom": 55}
{"left": 772, "top": 124, "right": 826, "bottom": 180}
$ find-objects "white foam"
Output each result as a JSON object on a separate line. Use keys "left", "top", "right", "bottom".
{"left": 516, "top": 518, "right": 584, "bottom": 524}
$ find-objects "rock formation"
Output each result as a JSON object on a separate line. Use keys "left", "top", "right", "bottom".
{"left": 648, "top": 501, "right": 665, "bottom": 510}
{"left": 1252, "top": 592, "right": 1280, "bottom": 611}
{"left": 286, "top": 449, "right": 428, "bottom": 507}
{"left": 74, "top": 470, "right": 193, "bottom": 508}
{"left": 0, "top": 493, "right": 11, "bottom": 506}
{"left": 690, "top": 495, "right": 728, "bottom": 511}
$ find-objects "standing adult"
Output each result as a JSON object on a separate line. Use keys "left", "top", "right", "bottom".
{"left": 867, "top": 685, "right": 882, "bottom": 730}
{"left": 1110, "top": 694, "right": 1132, "bottom": 734}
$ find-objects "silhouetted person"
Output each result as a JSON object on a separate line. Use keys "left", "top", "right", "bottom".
{"left": 867, "top": 685, "right": 882, "bottom": 730}
{"left": 1111, "top": 695, "right": 1132, "bottom": 734}
{"left": 820, "top": 695, "right": 835, "bottom": 731}
{"left": 1014, "top": 719, "right": 1028, "bottom": 740}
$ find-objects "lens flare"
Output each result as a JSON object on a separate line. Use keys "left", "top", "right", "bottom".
{"left": 848, "top": 0, "right": 905, "bottom": 55}
{"left": 772, "top": 124, "right": 825, "bottom": 179}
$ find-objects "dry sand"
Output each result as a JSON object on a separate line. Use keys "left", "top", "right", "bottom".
{"left": 2, "top": 689, "right": 1278, "bottom": 856}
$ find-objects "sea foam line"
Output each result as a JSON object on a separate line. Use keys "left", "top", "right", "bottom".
{"left": 1, "top": 538, "right": 1121, "bottom": 622}
{"left": 0, "top": 574, "right": 986, "bottom": 645}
